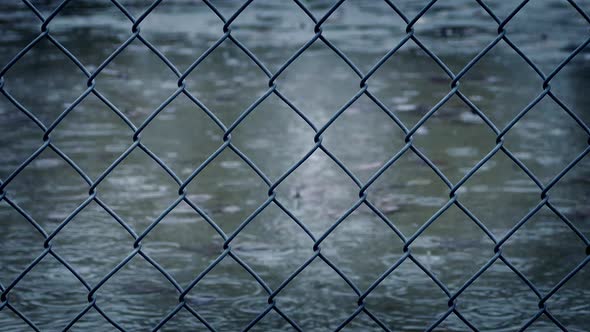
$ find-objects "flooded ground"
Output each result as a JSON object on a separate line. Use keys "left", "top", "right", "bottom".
{"left": 1, "top": 0, "right": 589, "bottom": 331}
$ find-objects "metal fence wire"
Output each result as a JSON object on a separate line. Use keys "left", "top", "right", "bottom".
{"left": 1, "top": 0, "right": 590, "bottom": 331}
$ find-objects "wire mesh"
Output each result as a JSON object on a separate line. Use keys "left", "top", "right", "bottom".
{"left": 0, "top": 0, "right": 589, "bottom": 331}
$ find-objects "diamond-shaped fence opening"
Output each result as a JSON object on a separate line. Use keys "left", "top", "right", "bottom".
{"left": 1, "top": 0, "right": 589, "bottom": 331}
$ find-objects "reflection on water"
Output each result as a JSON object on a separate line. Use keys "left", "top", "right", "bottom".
{"left": 1, "top": 0, "right": 589, "bottom": 331}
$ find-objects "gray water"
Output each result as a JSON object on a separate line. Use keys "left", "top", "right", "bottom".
{"left": 1, "top": 0, "right": 589, "bottom": 331}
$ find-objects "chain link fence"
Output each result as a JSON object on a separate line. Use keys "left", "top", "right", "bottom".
{"left": 1, "top": 0, "right": 589, "bottom": 331}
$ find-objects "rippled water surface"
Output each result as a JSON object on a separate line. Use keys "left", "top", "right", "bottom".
{"left": 1, "top": 0, "right": 590, "bottom": 331}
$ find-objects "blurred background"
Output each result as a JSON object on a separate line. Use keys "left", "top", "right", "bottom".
{"left": 0, "top": 0, "right": 589, "bottom": 331}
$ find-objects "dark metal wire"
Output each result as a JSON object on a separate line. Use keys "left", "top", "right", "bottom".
{"left": 0, "top": 0, "right": 589, "bottom": 331}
